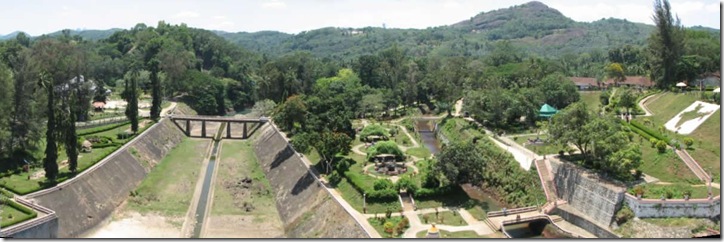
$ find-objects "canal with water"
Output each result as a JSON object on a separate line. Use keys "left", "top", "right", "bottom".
{"left": 414, "top": 119, "right": 441, "bottom": 155}
{"left": 191, "top": 126, "right": 224, "bottom": 238}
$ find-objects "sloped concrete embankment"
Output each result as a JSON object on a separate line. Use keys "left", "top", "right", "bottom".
{"left": 550, "top": 159, "right": 625, "bottom": 238}
{"left": 253, "top": 124, "right": 368, "bottom": 238}
{"left": 24, "top": 119, "right": 186, "bottom": 238}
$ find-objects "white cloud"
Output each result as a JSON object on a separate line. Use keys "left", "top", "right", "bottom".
{"left": 443, "top": 0, "right": 462, "bottom": 9}
{"left": 261, "top": 0, "right": 286, "bottom": 9}
{"left": 174, "top": 11, "right": 200, "bottom": 19}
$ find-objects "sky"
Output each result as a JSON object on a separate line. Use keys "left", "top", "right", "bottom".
{"left": 0, "top": 0, "right": 720, "bottom": 36}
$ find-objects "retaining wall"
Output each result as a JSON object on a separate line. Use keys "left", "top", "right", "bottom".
{"left": 550, "top": 159, "right": 626, "bottom": 227}
{"left": 253, "top": 124, "right": 368, "bottom": 238}
{"left": 553, "top": 204, "right": 620, "bottom": 238}
{"left": 1, "top": 197, "right": 58, "bottom": 238}
{"left": 624, "top": 194, "right": 720, "bottom": 218}
{"left": 23, "top": 119, "right": 186, "bottom": 238}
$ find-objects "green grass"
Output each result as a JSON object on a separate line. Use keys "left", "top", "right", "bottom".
{"left": 414, "top": 186, "right": 487, "bottom": 210}
{"left": 210, "top": 140, "right": 280, "bottom": 220}
{"left": 405, "top": 147, "right": 431, "bottom": 159}
{"left": 439, "top": 117, "right": 485, "bottom": 143}
{"left": 415, "top": 229, "right": 490, "bottom": 238}
{"left": 579, "top": 91, "right": 602, "bottom": 110}
{"left": 637, "top": 92, "right": 720, "bottom": 179}
{"left": 367, "top": 216, "right": 406, "bottom": 238}
{"left": 631, "top": 183, "right": 720, "bottom": 199}
{"left": 127, "top": 138, "right": 210, "bottom": 216}
{"left": 513, "top": 134, "right": 563, "bottom": 155}
{"left": 418, "top": 211, "right": 468, "bottom": 226}
{"left": 467, "top": 205, "right": 488, "bottom": 220}
{"left": 637, "top": 140, "right": 699, "bottom": 183}
{"left": 643, "top": 217, "right": 718, "bottom": 233}
{"left": 335, "top": 178, "right": 400, "bottom": 214}
{"left": 1, "top": 202, "right": 36, "bottom": 227}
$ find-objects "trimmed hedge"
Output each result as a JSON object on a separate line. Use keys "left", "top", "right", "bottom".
{"left": 629, "top": 120, "right": 670, "bottom": 143}
{"left": 91, "top": 142, "right": 124, "bottom": 149}
{"left": 78, "top": 121, "right": 131, "bottom": 136}
{"left": 413, "top": 185, "right": 458, "bottom": 199}
{"left": 623, "top": 121, "right": 655, "bottom": 141}
{"left": 344, "top": 171, "right": 398, "bottom": 201}
{"left": 0, "top": 187, "right": 14, "bottom": 198}
{"left": 1, "top": 198, "right": 38, "bottom": 228}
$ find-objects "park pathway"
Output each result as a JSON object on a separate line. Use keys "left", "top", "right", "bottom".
{"left": 637, "top": 93, "right": 660, "bottom": 117}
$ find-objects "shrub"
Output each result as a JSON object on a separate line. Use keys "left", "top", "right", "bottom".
{"left": 655, "top": 140, "right": 667, "bottom": 153}
{"left": 117, "top": 131, "right": 135, "bottom": 140}
{"left": 649, "top": 138, "right": 658, "bottom": 148}
{"left": 328, "top": 171, "right": 342, "bottom": 186}
{"left": 615, "top": 205, "right": 635, "bottom": 225}
{"left": 77, "top": 121, "right": 131, "bottom": 136}
{"left": 360, "top": 124, "right": 391, "bottom": 141}
{"left": 396, "top": 176, "right": 418, "bottom": 194}
{"left": 383, "top": 221, "right": 394, "bottom": 234}
{"left": 366, "top": 141, "right": 405, "bottom": 162}
{"left": 374, "top": 179, "right": 394, "bottom": 191}
{"left": 683, "top": 138, "right": 694, "bottom": 148}
{"left": 422, "top": 214, "right": 429, "bottom": 223}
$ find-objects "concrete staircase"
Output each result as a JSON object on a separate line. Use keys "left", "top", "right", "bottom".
{"left": 535, "top": 159, "right": 558, "bottom": 202}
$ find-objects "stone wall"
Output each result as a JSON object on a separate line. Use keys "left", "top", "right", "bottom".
{"left": 550, "top": 159, "right": 626, "bottom": 227}
{"left": 24, "top": 119, "right": 186, "bottom": 238}
{"left": 554, "top": 204, "right": 620, "bottom": 238}
{"left": 253, "top": 124, "right": 368, "bottom": 238}
{"left": 624, "top": 194, "right": 720, "bottom": 218}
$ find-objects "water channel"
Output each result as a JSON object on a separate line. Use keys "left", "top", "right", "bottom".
{"left": 414, "top": 119, "right": 441, "bottom": 155}
{"left": 191, "top": 125, "right": 224, "bottom": 238}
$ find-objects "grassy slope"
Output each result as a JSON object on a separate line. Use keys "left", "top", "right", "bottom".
{"left": 637, "top": 140, "right": 699, "bottom": 183}
{"left": 639, "top": 92, "right": 720, "bottom": 179}
{"left": 579, "top": 91, "right": 602, "bottom": 110}
{"left": 514, "top": 134, "right": 562, "bottom": 156}
{"left": 127, "top": 138, "right": 209, "bottom": 216}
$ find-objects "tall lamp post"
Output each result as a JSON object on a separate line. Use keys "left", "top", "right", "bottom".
{"left": 363, "top": 193, "right": 367, "bottom": 214}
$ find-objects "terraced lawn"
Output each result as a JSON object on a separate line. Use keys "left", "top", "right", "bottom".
{"left": 579, "top": 91, "right": 602, "bottom": 110}
{"left": 513, "top": 134, "right": 563, "bottom": 156}
{"left": 418, "top": 211, "right": 468, "bottom": 226}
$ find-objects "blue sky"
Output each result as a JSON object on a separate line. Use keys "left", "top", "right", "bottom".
{"left": 0, "top": 0, "right": 720, "bottom": 36}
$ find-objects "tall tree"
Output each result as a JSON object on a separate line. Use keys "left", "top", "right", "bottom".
{"left": 124, "top": 67, "right": 140, "bottom": 132}
{"left": 149, "top": 58, "right": 162, "bottom": 120}
{"left": 548, "top": 102, "right": 593, "bottom": 158}
{"left": 647, "top": 0, "right": 685, "bottom": 88}
{"left": 435, "top": 141, "right": 484, "bottom": 185}
{"left": 39, "top": 72, "right": 59, "bottom": 181}
{"left": 605, "top": 63, "right": 626, "bottom": 86}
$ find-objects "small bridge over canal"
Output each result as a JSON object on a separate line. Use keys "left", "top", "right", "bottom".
{"left": 169, "top": 115, "right": 268, "bottom": 139}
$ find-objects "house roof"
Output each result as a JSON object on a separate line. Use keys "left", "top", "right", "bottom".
{"left": 605, "top": 76, "right": 654, "bottom": 87}
{"left": 93, "top": 101, "right": 106, "bottom": 108}
{"left": 570, "top": 77, "right": 598, "bottom": 86}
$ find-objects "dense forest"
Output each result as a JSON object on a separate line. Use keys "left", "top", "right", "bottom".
{"left": 0, "top": 0, "right": 719, "bottom": 185}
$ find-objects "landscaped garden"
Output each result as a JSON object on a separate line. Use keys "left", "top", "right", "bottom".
{"left": 0, "top": 188, "right": 37, "bottom": 228}
{"left": 415, "top": 229, "right": 492, "bottom": 238}
{"left": 418, "top": 210, "right": 468, "bottom": 226}
{"left": 514, "top": 134, "right": 563, "bottom": 156}
{"left": 0, "top": 119, "right": 154, "bottom": 195}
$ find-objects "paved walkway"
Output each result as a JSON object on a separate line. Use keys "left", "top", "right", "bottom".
{"left": 637, "top": 93, "right": 660, "bottom": 117}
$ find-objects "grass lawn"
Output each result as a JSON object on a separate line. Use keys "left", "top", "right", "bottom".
{"left": 415, "top": 229, "right": 490, "bottom": 238}
{"left": 210, "top": 140, "right": 279, "bottom": 219}
{"left": 580, "top": 91, "right": 602, "bottom": 110}
{"left": 466, "top": 205, "right": 488, "bottom": 221}
{"left": 513, "top": 134, "right": 563, "bottom": 156}
{"left": 414, "top": 186, "right": 491, "bottom": 210}
{"left": 643, "top": 217, "right": 718, "bottom": 233}
{"left": 1, "top": 203, "right": 36, "bottom": 227}
{"left": 336, "top": 152, "right": 402, "bottom": 214}
{"left": 405, "top": 147, "right": 431, "bottom": 159}
{"left": 637, "top": 140, "right": 699, "bottom": 183}
{"left": 368, "top": 216, "right": 406, "bottom": 238}
{"left": 0, "top": 146, "right": 119, "bottom": 195}
{"left": 638, "top": 92, "right": 720, "bottom": 180}
{"left": 631, "top": 183, "right": 720, "bottom": 199}
{"left": 439, "top": 117, "right": 486, "bottom": 143}
{"left": 418, "top": 210, "right": 468, "bottom": 226}
{"left": 127, "top": 138, "right": 210, "bottom": 216}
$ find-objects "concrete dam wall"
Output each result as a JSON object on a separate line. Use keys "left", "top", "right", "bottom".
{"left": 24, "top": 119, "right": 186, "bottom": 238}
{"left": 253, "top": 124, "right": 368, "bottom": 238}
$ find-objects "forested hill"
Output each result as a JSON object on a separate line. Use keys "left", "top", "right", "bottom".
{"left": 216, "top": 1, "right": 718, "bottom": 60}
{"left": 216, "top": 1, "right": 654, "bottom": 60}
